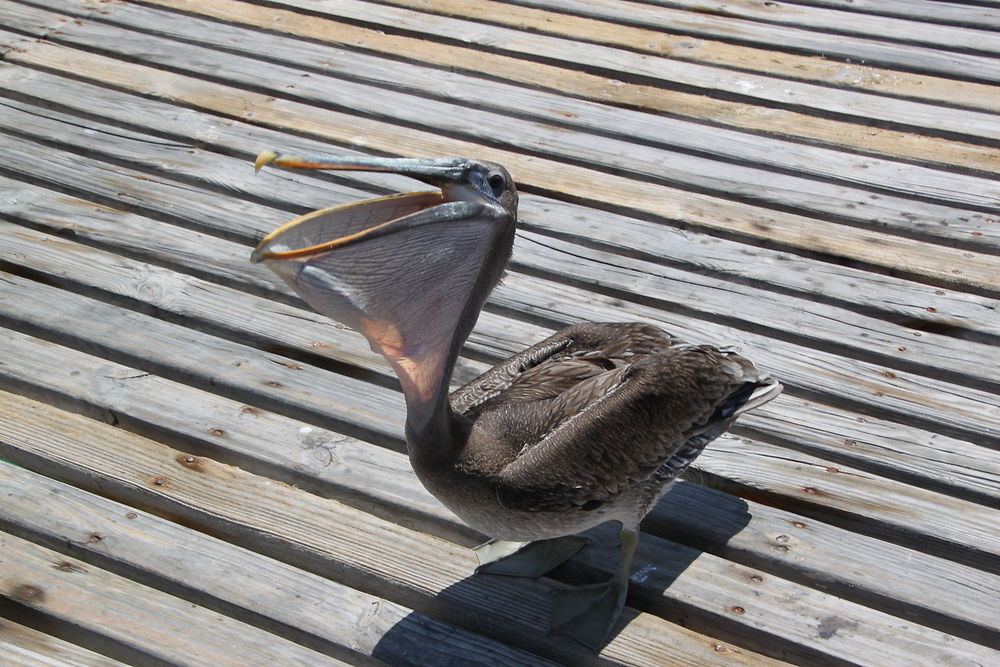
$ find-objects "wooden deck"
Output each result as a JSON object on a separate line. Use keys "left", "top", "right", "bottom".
{"left": 0, "top": 0, "right": 998, "bottom": 664}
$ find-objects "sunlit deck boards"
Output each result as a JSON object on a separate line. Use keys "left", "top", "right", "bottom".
{"left": 0, "top": 0, "right": 998, "bottom": 663}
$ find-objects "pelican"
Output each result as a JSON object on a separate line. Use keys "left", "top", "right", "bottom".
{"left": 251, "top": 151, "right": 781, "bottom": 648}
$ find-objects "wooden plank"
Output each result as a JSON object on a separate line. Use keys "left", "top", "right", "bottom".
{"left": 632, "top": 0, "right": 1000, "bottom": 55}
{"left": 66, "top": 0, "right": 1000, "bottom": 174}
{"left": 504, "top": 0, "right": 1000, "bottom": 78}
{"left": 7, "top": 45, "right": 998, "bottom": 296}
{"left": 0, "top": 392, "right": 786, "bottom": 666}
{"left": 366, "top": 0, "right": 1000, "bottom": 106}
{"left": 779, "top": 0, "right": 1000, "bottom": 28}
{"left": 509, "top": 231, "right": 1000, "bottom": 392}
{"left": 0, "top": 327, "right": 997, "bottom": 647}
{"left": 264, "top": 0, "right": 1000, "bottom": 87}
{"left": 2, "top": 388, "right": 994, "bottom": 665}
{"left": 0, "top": 535, "right": 348, "bottom": 666}
{"left": 742, "top": 395, "right": 1000, "bottom": 508}
{"left": 20, "top": 1, "right": 1000, "bottom": 244}
{"left": 52, "top": 0, "right": 1000, "bottom": 141}
{"left": 0, "top": 618, "right": 125, "bottom": 667}
{"left": 0, "top": 270, "right": 410, "bottom": 447}
{"left": 0, "top": 79, "right": 995, "bottom": 344}
{"left": 0, "top": 464, "right": 565, "bottom": 666}
{"left": 697, "top": 439, "right": 999, "bottom": 571}
{"left": 1, "top": 101, "right": 995, "bottom": 390}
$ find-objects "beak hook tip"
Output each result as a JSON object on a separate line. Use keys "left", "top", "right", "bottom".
{"left": 255, "top": 149, "right": 280, "bottom": 173}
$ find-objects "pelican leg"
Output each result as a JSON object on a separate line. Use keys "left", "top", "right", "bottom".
{"left": 475, "top": 536, "right": 589, "bottom": 577}
{"left": 548, "top": 528, "right": 639, "bottom": 649}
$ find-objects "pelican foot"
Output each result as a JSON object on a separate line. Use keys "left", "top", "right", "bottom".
{"left": 548, "top": 577, "right": 627, "bottom": 649}
{"left": 474, "top": 536, "right": 588, "bottom": 577}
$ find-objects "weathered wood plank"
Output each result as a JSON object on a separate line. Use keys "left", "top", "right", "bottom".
{"left": 0, "top": 270, "right": 410, "bottom": 447}
{"left": 54, "top": 0, "right": 1000, "bottom": 174}
{"left": 2, "top": 388, "right": 994, "bottom": 665}
{"left": 1, "top": 327, "right": 997, "bottom": 647}
{"left": 634, "top": 0, "right": 1000, "bottom": 54}
{"left": 0, "top": 463, "right": 565, "bottom": 666}
{"left": 7, "top": 44, "right": 998, "bottom": 295}
{"left": 0, "top": 391, "right": 788, "bottom": 665}
{"left": 265, "top": 0, "right": 1000, "bottom": 86}
{"left": 5, "top": 155, "right": 997, "bottom": 402}
{"left": 22, "top": 0, "right": 1000, "bottom": 244}
{"left": 509, "top": 231, "right": 1000, "bottom": 392}
{"left": 697, "top": 439, "right": 999, "bottom": 572}
{"left": 0, "top": 618, "right": 125, "bottom": 667}
{"left": 368, "top": 0, "right": 1000, "bottom": 102}
{"left": 0, "top": 534, "right": 348, "bottom": 666}
{"left": 43, "top": 0, "right": 1000, "bottom": 142}
{"left": 779, "top": 0, "right": 1000, "bottom": 28}
{"left": 0, "top": 77, "right": 995, "bottom": 342}
{"left": 506, "top": 0, "right": 1000, "bottom": 77}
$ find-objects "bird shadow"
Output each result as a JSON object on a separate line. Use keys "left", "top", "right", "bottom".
{"left": 372, "top": 480, "right": 751, "bottom": 664}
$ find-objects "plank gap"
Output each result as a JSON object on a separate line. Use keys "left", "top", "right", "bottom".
{"left": 0, "top": 596, "right": 171, "bottom": 667}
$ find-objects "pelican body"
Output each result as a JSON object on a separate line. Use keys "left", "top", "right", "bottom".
{"left": 251, "top": 151, "right": 781, "bottom": 647}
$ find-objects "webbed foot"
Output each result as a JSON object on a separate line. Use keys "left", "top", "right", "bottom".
{"left": 549, "top": 578, "right": 628, "bottom": 649}
{"left": 474, "top": 536, "right": 588, "bottom": 577}
{"left": 548, "top": 527, "right": 639, "bottom": 650}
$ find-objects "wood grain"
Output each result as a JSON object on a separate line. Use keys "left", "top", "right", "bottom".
{"left": 0, "top": 534, "right": 348, "bottom": 666}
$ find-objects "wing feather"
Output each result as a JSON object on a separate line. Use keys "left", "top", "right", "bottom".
{"left": 479, "top": 328, "right": 775, "bottom": 513}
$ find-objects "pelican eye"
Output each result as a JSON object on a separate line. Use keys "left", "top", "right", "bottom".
{"left": 487, "top": 173, "right": 506, "bottom": 197}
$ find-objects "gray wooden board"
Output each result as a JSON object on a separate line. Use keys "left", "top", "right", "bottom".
{"left": 0, "top": 269, "right": 411, "bottom": 447}
{"left": 774, "top": 0, "right": 1000, "bottom": 28}
{"left": 98, "top": 1, "right": 1000, "bottom": 118}
{"left": 0, "top": 618, "right": 126, "bottom": 667}
{"left": 0, "top": 393, "right": 789, "bottom": 666}
{"left": 2, "top": 389, "right": 995, "bottom": 665}
{"left": 634, "top": 0, "right": 1000, "bottom": 55}
{"left": 18, "top": 0, "right": 1000, "bottom": 221}
{"left": 35, "top": 0, "right": 1000, "bottom": 180}
{"left": 348, "top": 0, "right": 1000, "bottom": 114}
{"left": 0, "top": 328, "right": 996, "bottom": 646}
{"left": 0, "top": 71, "right": 996, "bottom": 342}
{"left": 0, "top": 535, "right": 348, "bottom": 666}
{"left": 508, "top": 0, "right": 1000, "bottom": 79}
{"left": 18, "top": 0, "right": 1000, "bottom": 223}
{"left": 5, "top": 39, "right": 999, "bottom": 295}
{"left": 0, "top": 463, "right": 563, "bottom": 667}
{"left": 268, "top": 0, "right": 1000, "bottom": 88}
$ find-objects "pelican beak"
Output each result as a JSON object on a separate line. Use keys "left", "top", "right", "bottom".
{"left": 252, "top": 150, "right": 471, "bottom": 183}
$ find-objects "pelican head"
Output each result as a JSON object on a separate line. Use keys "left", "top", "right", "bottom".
{"left": 251, "top": 151, "right": 518, "bottom": 427}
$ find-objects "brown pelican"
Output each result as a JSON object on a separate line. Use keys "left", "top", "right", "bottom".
{"left": 251, "top": 151, "right": 781, "bottom": 648}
